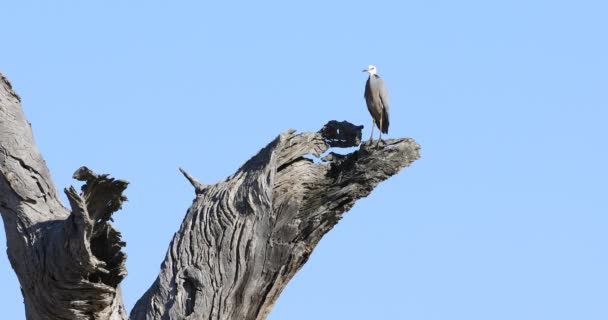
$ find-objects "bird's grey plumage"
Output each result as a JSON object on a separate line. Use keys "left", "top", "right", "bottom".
{"left": 363, "top": 66, "right": 390, "bottom": 135}
{"left": 364, "top": 75, "right": 390, "bottom": 133}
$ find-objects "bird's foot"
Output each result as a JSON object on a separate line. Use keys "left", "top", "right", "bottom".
{"left": 375, "top": 139, "right": 385, "bottom": 149}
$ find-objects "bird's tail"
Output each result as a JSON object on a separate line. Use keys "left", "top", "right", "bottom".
{"left": 381, "top": 111, "right": 389, "bottom": 134}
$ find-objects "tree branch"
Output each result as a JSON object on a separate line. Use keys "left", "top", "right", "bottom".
{"left": 0, "top": 72, "right": 128, "bottom": 319}
{"left": 130, "top": 121, "right": 420, "bottom": 319}
{"left": 178, "top": 167, "right": 208, "bottom": 194}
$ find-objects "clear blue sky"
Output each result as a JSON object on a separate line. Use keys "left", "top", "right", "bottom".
{"left": 1, "top": 1, "right": 607, "bottom": 319}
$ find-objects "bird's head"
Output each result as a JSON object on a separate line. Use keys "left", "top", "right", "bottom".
{"left": 362, "top": 65, "right": 377, "bottom": 75}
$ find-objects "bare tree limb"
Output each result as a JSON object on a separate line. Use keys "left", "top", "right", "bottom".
{"left": 0, "top": 73, "right": 128, "bottom": 319}
{"left": 130, "top": 121, "right": 420, "bottom": 319}
{"left": 178, "top": 167, "right": 208, "bottom": 194}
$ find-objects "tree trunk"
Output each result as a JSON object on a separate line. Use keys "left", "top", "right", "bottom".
{"left": 0, "top": 72, "right": 420, "bottom": 319}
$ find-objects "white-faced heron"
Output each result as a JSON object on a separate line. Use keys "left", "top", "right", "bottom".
{"left": 362, "top": 65, "right": 390, "bottom": 144}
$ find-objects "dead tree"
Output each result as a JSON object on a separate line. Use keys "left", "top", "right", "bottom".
{"left": 0, "top": 72, "right": 420, "bottom": 320}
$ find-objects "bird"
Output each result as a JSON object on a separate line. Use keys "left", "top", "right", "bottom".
{"left": 362, "top": 65, "right": 390, "bottom": 145}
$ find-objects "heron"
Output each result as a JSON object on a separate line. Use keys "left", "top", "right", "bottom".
{"left": 362, "top": 65, "right": 390, "bottom": 145}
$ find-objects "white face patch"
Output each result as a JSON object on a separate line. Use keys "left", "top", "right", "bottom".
{"left": 368, "top": 65, "right": 377, "bottom": 75}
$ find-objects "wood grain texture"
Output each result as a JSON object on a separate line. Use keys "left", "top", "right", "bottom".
{"left": 130, "top": 121, "right": 420, "bottom": 320}
{"left": 0, "top": 72, "right": 420, "bottom": 320}
{"left": 0, "top": 73, "right": 128, "bottom": 320}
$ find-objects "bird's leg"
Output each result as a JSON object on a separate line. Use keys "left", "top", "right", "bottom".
{"left": 377, "top": 109, "right": 383, "bottom": 148}
{"left": 369, "top": 119, "right": 375, "bottom": 144}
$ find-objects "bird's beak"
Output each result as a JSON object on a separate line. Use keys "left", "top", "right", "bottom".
{"left": 362, "top": 69, "right": 368, "bottom": 72}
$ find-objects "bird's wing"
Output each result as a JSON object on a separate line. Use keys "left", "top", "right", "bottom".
{"left": 364, "top": 78, "right": 375, "bottom": 111}
{"left": 364, "top": 78, "right": 371, "bottom": 100}
{"left": 377, "top": 76, "right": 390, "bottom": 116}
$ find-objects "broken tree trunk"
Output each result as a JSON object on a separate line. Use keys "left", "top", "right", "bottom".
{"left": 0, "top": 71, "right": 420, "bottom": 320}
{"left": 0, "top": 73, "right": 129, "bottom": 319}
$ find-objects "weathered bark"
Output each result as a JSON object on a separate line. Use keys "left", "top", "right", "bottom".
{"left": 0, "top": 73, "right": 129, "bottom": 319}
{"left": 129, "top": 122, "right": 420, "bottom": 320}
{"left": 1, "top": 71, "right": 420, "bottom": 319}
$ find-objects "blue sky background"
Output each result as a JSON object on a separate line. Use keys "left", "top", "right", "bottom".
{"left": 1, "top": 1, "right": 607, "bottom": 319}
